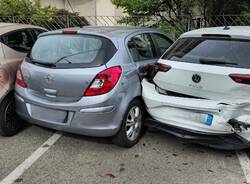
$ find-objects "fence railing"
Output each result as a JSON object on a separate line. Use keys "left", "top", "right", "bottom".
{"left": 190, "top": 15, "right": 250, "bottom": 29}
{"left": 0, "top": 16, "right": 89, "bottom": 30}
{"left": 0, "top": 15, "right": 249, "bottom": 37}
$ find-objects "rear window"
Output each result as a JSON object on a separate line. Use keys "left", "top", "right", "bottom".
{"left": 30, "top": 34, "right": 117, "bottom": 68}
{"left": 162, "top": 37, "right": 250, "bottom": 68}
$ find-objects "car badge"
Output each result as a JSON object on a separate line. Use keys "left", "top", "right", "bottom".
{"left": 45, "top": 74, "right": 54, "bottom": 83}
{"left": 192, "top": 74, "right": 201, "bottom": 83}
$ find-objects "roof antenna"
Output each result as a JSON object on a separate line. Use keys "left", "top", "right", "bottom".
{"left": 223, "top": 14, "right": 230, "bottom": 30}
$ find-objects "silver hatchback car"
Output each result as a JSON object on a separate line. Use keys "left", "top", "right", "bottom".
{"left": 15, "top": 27, "right": 173, "bottom": 147}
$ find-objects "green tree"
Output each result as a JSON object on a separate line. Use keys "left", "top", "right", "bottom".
{"left": 0, "top": 0, "right": 90, "bottom": 29}
{"left": 112, "top": 0, "right": 194, "bottom": 22}
{"left": 0, "top": 0, "right": 33, "bottom": 16}
{"left": 0, "top": 0, "right": 55, "bottom": 21}
{"left": 112, "top": 0, "right": 195, "bottom": 36}
{"left": 196, "top": 0, "right": 250, "bottom": 17}
{"left": 193, "top": 0, "right": 250, "bottom": 27}
{"left": 31, "top": 1, "right": 54, "bottom": 21}
{"left": 112, "top": 0, "right": 250, "bottom": 36}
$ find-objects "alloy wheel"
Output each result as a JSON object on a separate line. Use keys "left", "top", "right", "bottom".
{"left": 125, "top": 106, "right": 142, "bottom": 141}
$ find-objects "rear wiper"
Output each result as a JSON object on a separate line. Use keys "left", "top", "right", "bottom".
{"left": 199, "top": 58, "right": 238, "bottom": 66}
{"left": 29, "top": 58, "right": 56, "bottom": 67}
{"left": 54, "top": 56, "right": 72, "bottom": 65}
{"left": 54, "top": 49, "right": 101, "bottom": 65}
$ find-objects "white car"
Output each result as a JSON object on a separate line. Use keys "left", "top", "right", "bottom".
{"left": 142, "top": 26, "right": 250, "bottom": 149}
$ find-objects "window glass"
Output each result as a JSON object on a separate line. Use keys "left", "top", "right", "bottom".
{"left": 152, "top": 34, "right": 172, "bottom": 55}
{"left": 163, "top": 37, "right": 250, "bottom": 68}
{"left": 31, "top": 34, "right": 117, "bottom": 68}
{"left": 2, "top": 30, "right": 34, "bottom": 52}
{"left": 32, "top": 29, "right": 46, "bottom": 40}
{"left": 128, "top": 34, "right": 155, "bottom": 62}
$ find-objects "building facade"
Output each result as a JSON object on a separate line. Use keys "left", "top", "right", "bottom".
{"left": 39, "top": 0, "right": 123, "bottom": 17}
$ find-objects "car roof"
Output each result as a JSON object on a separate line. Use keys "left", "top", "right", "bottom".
{"left": 80, "top": 26, "right": 162, "bottom": 37}
{"left": 181, "top": 26, "right": 250, "bottom": 40}
{"left": 42, "top": 26, "right": 165, "bottom": 40}
{"left": 0, "top": 23, "right": 46, "bottom": 35}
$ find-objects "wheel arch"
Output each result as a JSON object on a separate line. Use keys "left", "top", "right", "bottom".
{"left": 0, "top": 89, "right": 14, "bottom": 105}
{"left": 131, "top": 96, "right": 146, "bottom": 110}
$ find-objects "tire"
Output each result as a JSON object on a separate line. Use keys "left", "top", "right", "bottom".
{"left": 112, "top": 99, "right": 144, "bottom": 148}
{"left": 0, "top": 93, "right": 23, "bottom": 136}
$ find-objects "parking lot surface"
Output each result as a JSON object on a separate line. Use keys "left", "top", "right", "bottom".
{"left": 0, "top": 125, "right": 248, "bottom": 184}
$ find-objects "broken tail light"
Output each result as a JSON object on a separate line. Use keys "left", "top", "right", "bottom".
{"left": 140, "top": 63, "right": 171, "bottom": 82}
{"left": 156, "top": 63, "right": 172, "bottom": 72}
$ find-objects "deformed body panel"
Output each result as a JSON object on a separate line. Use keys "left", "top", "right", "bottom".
{"left": 141, "top": 27, "right": 250, "bottom": 149}
{"left": 142, "top": 79, "right": 250, "bottom": 145}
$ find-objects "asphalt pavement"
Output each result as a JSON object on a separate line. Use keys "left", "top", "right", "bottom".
{"left": 0, "top": 125, "right": 247, "bottom": 184}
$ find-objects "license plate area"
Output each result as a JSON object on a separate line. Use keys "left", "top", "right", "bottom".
{"left": 28, "top": 104, "right": 67, "bottom": 123}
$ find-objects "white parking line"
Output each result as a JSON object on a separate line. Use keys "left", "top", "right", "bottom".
{"left": 0, "top": 132, "right": 62, "bottom": 184}
{"left": 236, "top": 151, "right": 250, "bottom": 183}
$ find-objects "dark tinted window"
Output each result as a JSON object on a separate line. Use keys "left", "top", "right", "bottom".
{"left": 32, "top": 29, "right": 46, "bottom": 40}
{"left": 128, "top": 34, "right": 155, "bottom": 62}
{"left": 163, "top": 37, "right": 250, "bottom": 68}
{"left": 2, "top": 30, "right": 34, "bottom": 52}
{"left": 152, "top": 34, "right": 172, "bottom": 55}
{"left": 31, "top": 34, "right": 116, "bottom": 67}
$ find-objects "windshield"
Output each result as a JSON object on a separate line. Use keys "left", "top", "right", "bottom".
{"left": 30, "top": 34, "right": 117, "bottom": 67}
{"left": 162, "top": 37, "right": 250, "bottom": 68}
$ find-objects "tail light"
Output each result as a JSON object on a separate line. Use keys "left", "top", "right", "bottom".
{"left": 62, "top": 29, "right": 77, "bottom": 34}
{"left": 156, "top": 63, "right": 171, "bottom": 72}
{"left": 229, "top": 74, "right": 250, "bottom": 85}
{"left": 141, "top": 63, "right": 171, "bottom": 82}
{"left": 16, "top": 66, "right": 27, "bottom": 88}
{"left": 84, "top": 66, "right": 122, "bottom": 96}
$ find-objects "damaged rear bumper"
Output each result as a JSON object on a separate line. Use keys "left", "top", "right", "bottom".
{"left": 145, "top": 118, "right": 250, "bottom": 150}
{"left": 142, "top": 79, "right": 250, "bottom": 149}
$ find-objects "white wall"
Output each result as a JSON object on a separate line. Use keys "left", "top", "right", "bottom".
{"left": 65, "top": 0, "right": 96, "bottom": 16}
{"left": 38, "top": 0, "right": 124, "bottom": 25}
{"left": 38, "top": 0, "right": 123, "bottom": 17}
{"left": 96, "top": 0, "right": 115, "bottom": 16}
{"left": 38, "top": 0, "right": 65, "bottom": 9}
